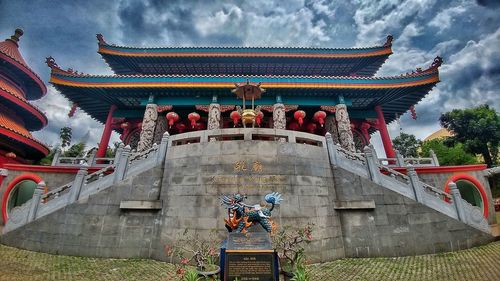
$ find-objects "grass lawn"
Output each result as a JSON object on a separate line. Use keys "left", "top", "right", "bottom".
{"left": 0, "top": 241, "right": 499, "bottom": 280}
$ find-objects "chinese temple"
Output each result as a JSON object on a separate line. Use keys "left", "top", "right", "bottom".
{"left": 0, "top": 29, "right": 48, "bottom": 165}
{"left": 46, "top": 34, "right": 442, "bottom": 157}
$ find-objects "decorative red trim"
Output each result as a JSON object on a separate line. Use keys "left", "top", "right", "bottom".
{"left": 393, "top": 165, "right": 487, "bottom": 174}
{"left": 0, "top": 127, "right": 49, "bottom": 155}
{"left": 0, "top": 53, "right": 46, "bottom": 98}
{"left": 1, "top": 173, "right": 43, "bottom": 223}
{"left": 444, "top": 174, "right": 489, "bottom": 218}
{"left": 0, "top": 88, "right": 47, "bottom": 127}
{"left": 3, "top": 164, "right": 102, "bottom": 173}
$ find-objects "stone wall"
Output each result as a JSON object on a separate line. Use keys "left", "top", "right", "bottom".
{"left": 152, "top": 140, "right": 345, "bottom": 262}
{"left": 333, "top": 167, "right": 493, "bottom": 257}
{"left": 1, "top": 166, "right": 164, "bottom": 258}
{"left": 0, "top": 168, "right": 79, "bottom": 225}
{"left": 0, "top": 134, "right": 494, "bottom": 262}
{"left": 418, "top": 170, "right": 495, "bottom": 224}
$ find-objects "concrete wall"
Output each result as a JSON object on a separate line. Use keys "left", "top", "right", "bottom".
{"left": 334, "top": 167, "right": 493, "bottom": 257}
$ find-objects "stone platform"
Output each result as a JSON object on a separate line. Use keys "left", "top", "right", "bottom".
{"left": 0, "top": 129, "right": 494, "bottom": 262}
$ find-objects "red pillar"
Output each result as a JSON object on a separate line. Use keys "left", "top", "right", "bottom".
{"left": 96, "top": 105, "right": 117, "bottom": 158}
{"left": 375, "top": 105, "right": 396, "bottom": 158}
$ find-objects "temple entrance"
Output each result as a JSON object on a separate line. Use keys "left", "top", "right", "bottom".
{"left": 6, "top": 180, "right": 37, "bottom": 213}
{"left": 456, "top": 180, "right": 483, "bottom": 209}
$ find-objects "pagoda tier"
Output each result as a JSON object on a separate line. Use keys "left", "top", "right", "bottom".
{"left": 0, "top": 29, "right": 49, "bottom": 164}
{"left": 48, "top": 57, "right": 440, "bottom": 127}
{"left": 97, "top": 34, "right": 393, "bottom": 77}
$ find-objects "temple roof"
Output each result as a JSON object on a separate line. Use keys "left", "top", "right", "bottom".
{"left": 0, "top": 29, "right": 47, "bottom": 100}
{"left": 0, "top": 109, "right": 49, "bottom": 158}
{"left": 0, "top": 79, "right": 47, "bottom": 130}
{"left": 97, "top": 34, "right": 393, "bottom": 77}
{"left": 48, "top": 56, "right": 442, "bottom": 126}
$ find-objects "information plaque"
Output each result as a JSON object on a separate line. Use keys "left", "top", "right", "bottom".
{"left": 223, "top": 232, "right": 278, "bottom": 281}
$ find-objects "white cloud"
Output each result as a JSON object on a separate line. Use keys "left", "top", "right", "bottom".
{"left": 428, "top": 5, "right": 468, "bottom": 33}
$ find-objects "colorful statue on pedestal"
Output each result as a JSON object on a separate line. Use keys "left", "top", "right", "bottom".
{"left": 221, "top": 192, "right": 283, "bottom": 233}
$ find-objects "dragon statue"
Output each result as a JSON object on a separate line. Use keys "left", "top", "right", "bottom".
{"left": 221, "top": 192, "right": 283, "bottom": 233}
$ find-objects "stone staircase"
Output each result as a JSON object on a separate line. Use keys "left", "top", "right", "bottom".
{"left": 2, "top": 130, "right": 491, "bottom": 236}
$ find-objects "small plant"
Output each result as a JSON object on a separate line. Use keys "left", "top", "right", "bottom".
{"left": 290, "top": 267, "right": 310, "bottom": 281}
{"left": 165, "top": 229, "right": 221, "bottom": 275}
{"left": 182, "top": 269, "right": 201, "bottom": 281}
{"left": 272, "top": 223, "right": 314, "bottom": 273}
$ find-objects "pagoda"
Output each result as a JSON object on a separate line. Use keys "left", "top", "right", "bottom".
{"left": 0, "top": 29, "right": 48, "bottom": 165}
{"left": 47, "top": 34, "right": 442, "bottom": 157}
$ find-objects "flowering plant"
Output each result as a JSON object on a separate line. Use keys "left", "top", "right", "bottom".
{"left": 164, "top": 229, "right": 221, "bottom": 275}
{"left": 272, "top": 223, "right": 314, "bottom": 272}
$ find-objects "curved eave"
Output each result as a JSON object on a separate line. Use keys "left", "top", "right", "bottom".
{"left": 98, "top": 44, "right": 393, "bottom": 58}
{"left": 49, "top": 72, "right": 439, "bottom": 90}
{"left": 0, "top": 52, "right": 46, "bottom": 100}
{"left": 0, "top": 127, "right": 49, "bottom": 158}
{"left": 0, "top": 88, "right": 47, "bottom": 130}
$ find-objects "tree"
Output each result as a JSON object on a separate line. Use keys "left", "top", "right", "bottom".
{"left": 62, "top": 142, "right": 86, "bottom": 157}
{"left": 392, "top": 133, "right": 421, "bottom": 157}
{"left": 420, "top": 138, "right": 477, "bottom": 166}
{"left": 36, "top": 145, "right": 60, "bottom": 166}
{"left": 59, "top": 127, "right": 72, "bottom": 149}
{"left": 440, "top": 104, "right": 500, "bottom": 167}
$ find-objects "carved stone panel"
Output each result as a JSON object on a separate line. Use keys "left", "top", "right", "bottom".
{"left": 137, "top": 103, "right": 158, "bottom": 152}
{"left": 208, "top": 103, "right": 221, "bottom": 130}
{"left": 272, "top": 103, "right": 286, "bottom": 130}
{"left": 153, "top": 114, "right": 168, "bottom": 145}
{"left": 335, "top": 103, "right": 355, "bottom": 152}
{"left": 325, "top": 115, "right": 340, "bottom": 145}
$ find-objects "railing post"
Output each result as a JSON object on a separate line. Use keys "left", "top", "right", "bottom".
{"left": 114, "top": 145, "right": 131, "bottom": 183}
{"left": 325, "top": 133, "right": 338, "bottom": 166}
{"left": 407, "top": 165, "right": 423, "bottom": 202}
{"left": 364, "top": 146, "right": 381, "bottom": 184}
{"left": 87, "top": 150, "right": 97, "bottom": 166}
{"left": 68, "top": 168, "right": 88, "bottom": 204}
{"left": 113, "top": 143, "right": 124, "bottom": 166}
{"left": 395, "top": 150, "right": 405, "bottom": 167}
{"left": 156, "top": 132, "right": 170, "bottom": 166}
{"left": 430, "top": 149, "right": 439, "bottom": 166}
{"left": 27, "top": 181, "right": 45, "bottom": 222}
{"left": 51, "top": 148, "right": 62, "bottom": 166}
{"left": 449, "top": 181, "right": 466, "bottom": 222}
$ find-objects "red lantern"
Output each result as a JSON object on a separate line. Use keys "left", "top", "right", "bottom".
{"left": 306, "top": 122, "right": 317, "bottom": 133}
{"left": 294, "top": 110, "right": 306, "bottom": 126}
{"left": 187, "top": 112, "right": 201, "bottom": 128}
{"left": 195, "top": 122, "right": 206, "bottom": 131}
{"left": 5, "top": 152, "right": 16, "bottom": 159}
{"left": 120, "top": 122, "right": 129, "bottom": 129}
{"left": 313, "top": 111, "right": 327, "bottom": 127}
{"left": 166, "top": 112, "right": 179, "bottom": 128}
{"left": 230, "top": 111, "right": 241, "bottom": 127}
{"left": 256, "top": 111, "right": 264, "bottom": 127}
{"left": 175, "top": 122, "right": 186, "bottom": 133}
{"left": 288, "top": 121, "right": 300, "bottom": 131}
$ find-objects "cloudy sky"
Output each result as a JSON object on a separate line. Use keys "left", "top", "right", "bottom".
{"left": 1, "top": 0, "right": 499, "bottom": 156}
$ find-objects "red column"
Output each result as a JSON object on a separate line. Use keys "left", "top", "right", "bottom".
{"left": 375, "top": 105, "right": 396, "bottom": 158}
{"left": 96, "top": 105, "right": 117, "bottom": 158}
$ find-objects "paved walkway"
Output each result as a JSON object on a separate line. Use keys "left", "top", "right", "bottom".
{"left": 0, "top": 241, "right": 499, "bottom": 280}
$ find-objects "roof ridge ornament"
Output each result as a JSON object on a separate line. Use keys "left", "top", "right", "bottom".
{"left": 45, "top": 56, "right": 73, "bottom": 75}
{"left": 96, "top": 33, "right": 107, "bottom": 45}
{"left": 383, "top": 35, "right": 393, "bottom": 47}
{"left": 6, "top": 28, "right": 23, "bottom": 46}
